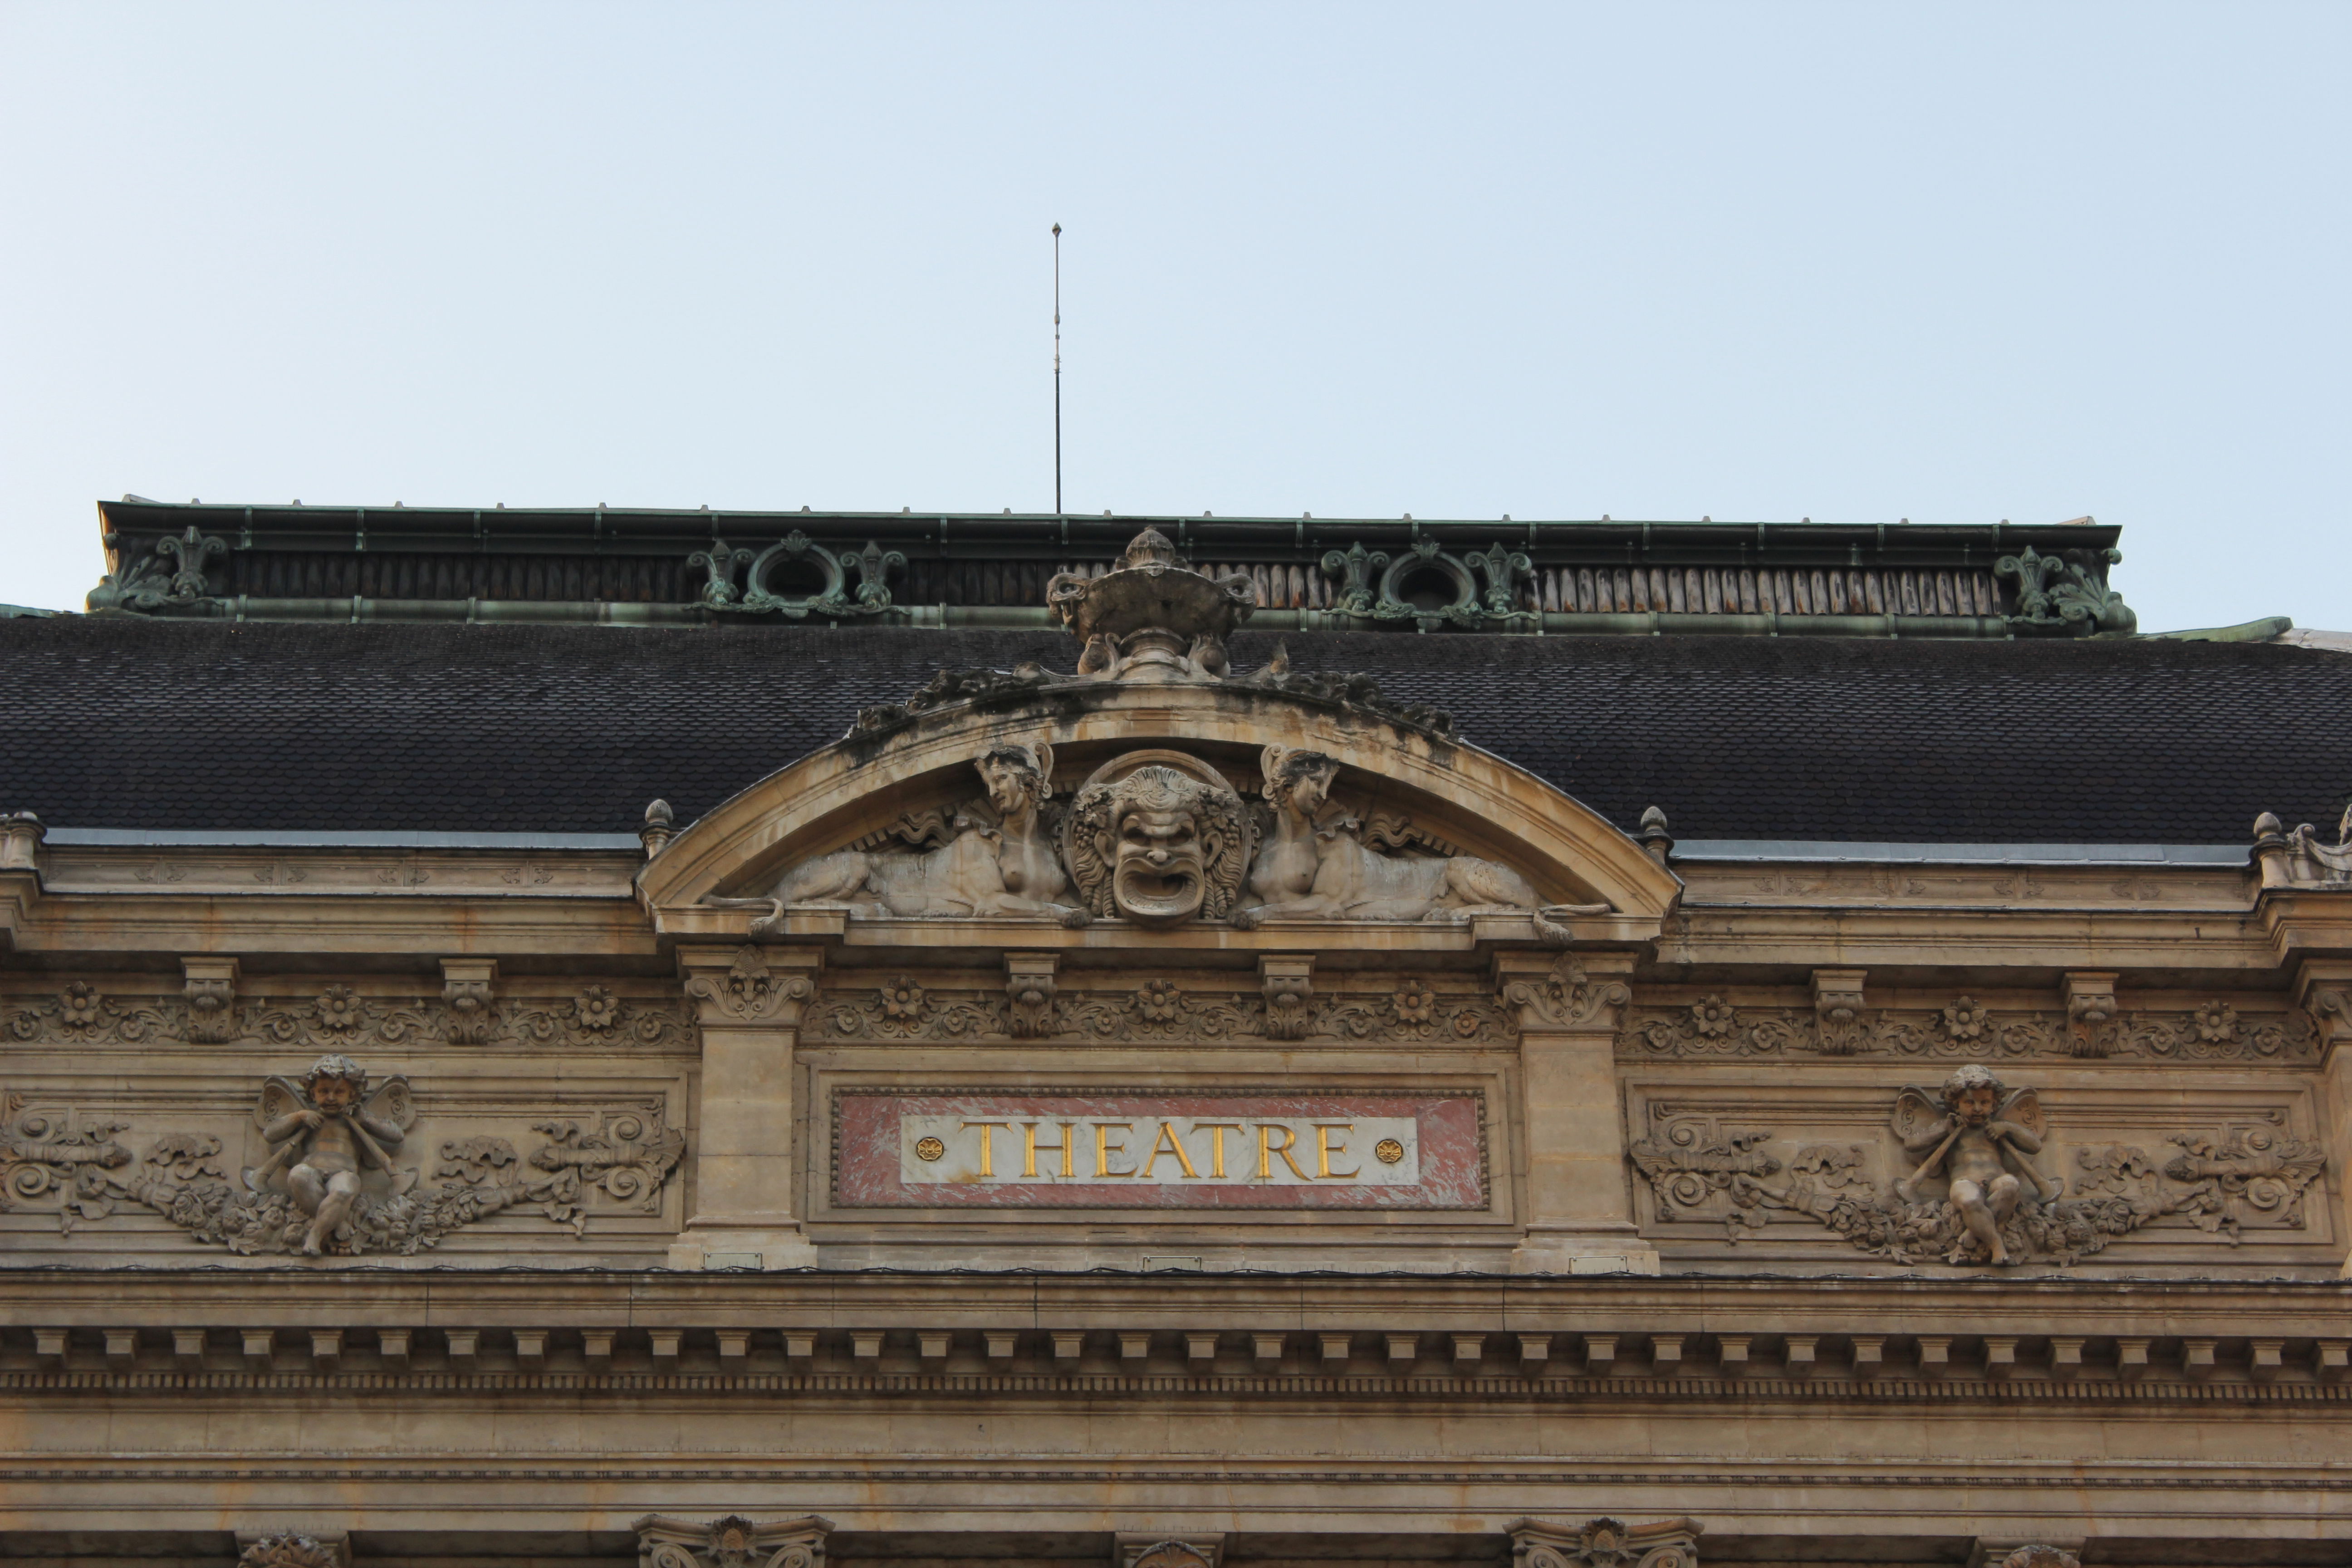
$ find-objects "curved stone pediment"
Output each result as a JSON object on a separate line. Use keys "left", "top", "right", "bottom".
{"left": 639, "top": 679, "right": 1681, "bottom": 946}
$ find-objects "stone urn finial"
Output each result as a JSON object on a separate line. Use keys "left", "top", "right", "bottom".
{"left": 1046, "top": 528, "right": 1257, "bottom": 681}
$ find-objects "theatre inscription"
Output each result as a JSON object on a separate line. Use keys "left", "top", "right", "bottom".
{"left": 832, "top": 1089, "right": 1487, "bottom": 1210}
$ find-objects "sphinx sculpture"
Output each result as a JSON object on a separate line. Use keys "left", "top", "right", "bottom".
{"left": 715, "top": 744, "right": 1089, "bottom": 930}
{"left": 1231, "top": 745, "right": 1591, "bottom": 934}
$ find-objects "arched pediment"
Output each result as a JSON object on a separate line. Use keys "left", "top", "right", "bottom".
{"left": 639, "top": 678, "right": 1680, "bottom": 949}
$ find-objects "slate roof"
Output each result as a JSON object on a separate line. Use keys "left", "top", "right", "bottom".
{"left": 1, "top": 617, "right": 2346, "bottom": 844}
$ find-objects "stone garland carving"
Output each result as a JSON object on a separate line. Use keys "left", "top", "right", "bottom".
{"left": 0, "top": 1058, "right": 682, "bottom": 1254}
{"left": 0, "top": 982, "right": 691, "bottom": 1052}
{"left": 1619, "top": 993, "right": 2318, "bottom": 1061}
{"left": 1629, "top": 1070, "right": 2327, "bottom": 1267}
{"left": 813, "top": 975, "right": 1507, "bottom": 1044}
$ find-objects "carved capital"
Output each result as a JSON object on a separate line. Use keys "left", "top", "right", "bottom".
{"left": 1496, "top": 951, "right": 1635, "bottom": 1034}
{"left": 681, "top": 945, "right": 819, "bottom": 1027}
{"left": 1510, "top": 1518, "right": 1702, "bottom": 1568}
{"left": 1005, "top": 951, "right": 1059, "bottom": 1039}
{"left": 439, "top": 958, "right": 498, "bottom": 1046}
{"left": 1259, "top": 955, "right": 1314, "bottom": 1041}
{"left": 635, "top": 1514, "right": 833, "bottom": 1568}
{"left": 235, "top": 1534, "right": 348, "bottom": 1568}
{"left": 181, "top": 956, "right": 240, "bottom": 1044}
{"left": 1115, "top": 1537, "right": 1225, "bottom": 1568}
{"left": 2295, "top": 960, "right": 2352, "bottom": 1064}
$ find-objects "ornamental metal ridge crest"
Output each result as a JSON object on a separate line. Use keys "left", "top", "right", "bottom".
{"left": 847, "top": 528, "right": 1457, "bottom": 740}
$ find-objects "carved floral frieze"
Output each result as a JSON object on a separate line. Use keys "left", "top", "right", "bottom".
{"left": 1629, "top": 1081, "right": 2326, "bottom": 1267}
{"left": 0, "top": 1065, "right": 683, "bottom": 1255}
{"left": 1619, "top": 994, "right": 2318, "bottom": 1061}
{"left": 1, "top": 983, "right": 692, "bottom": 1051}
{"left": 811, "top": 975, "right": 1507, "bottom": 1044}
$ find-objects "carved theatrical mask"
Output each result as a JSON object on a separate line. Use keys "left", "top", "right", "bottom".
{"left": 1064, "top": 751, "right": 1250, "bottom": 927}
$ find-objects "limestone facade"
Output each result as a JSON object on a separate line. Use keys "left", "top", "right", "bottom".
{"left": 1, "top": 519, "right": 2347, "bottom": 1568}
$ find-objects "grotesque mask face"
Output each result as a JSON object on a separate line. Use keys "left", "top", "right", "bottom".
{"left": 1067, "top": 754, "right": 1249, "bottom": 927}
{"left": 1112, "top": 788, "right": 1206, "bottom": 926}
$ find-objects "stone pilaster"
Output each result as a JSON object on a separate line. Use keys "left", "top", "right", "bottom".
{"left": 2294, "top": 959, "right": 2352, "bottom": 1279}
{"left": 1496, "top": 951, "right": 1660, "bottom": 1275}
{"left": 670, "top": 943, "right": 824, "bottom": 1270}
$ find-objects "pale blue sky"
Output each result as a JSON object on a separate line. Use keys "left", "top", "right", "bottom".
{"left": 2, "top": 2, "right": 2345, "bottom": 631}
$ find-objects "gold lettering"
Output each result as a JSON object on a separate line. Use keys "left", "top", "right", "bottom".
{"left": 959, "top": 1121, "right": 1007, "bottom": 1177}
{"left": 1094, "top": 1121, "right": 1136, "bottom": 1178}
{"left": 1258, "top": 1122, "right": 1310, "bottom": 1181}
{"left": 1021, "top": 1122, "right": 1078, "bottom": 1178}
{"left": 1138, "top": 1121, "right": 1201, "bottom": 1180}
{"left": 1193, "top": 1122, "right": 1241, "bottom": 1178}
{"left": 1314, "top": 1122, "right": 1359, "bottom": 1180}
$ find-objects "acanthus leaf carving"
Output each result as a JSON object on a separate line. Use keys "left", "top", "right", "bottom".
{"left": 1502, "top": 954, "right": 1629, "bottom": 1032}
{"left": 812, "top": 976, "right": 1506, "bottom": 1045}
{"left": 635, "top": 1514, "right": 832, "bottom": 1568}
{"left": 1630, "top": 1070, "right": 2328, "bottom": 1266}
{"left": 1619, "top": 993, "right": 2318, "bottom": 1061}
{"left": 2, "top": 1060, "right": 682, "bottom": 1255}
{"left": 1510, "top": 1517, "right": 1702, "bottom": 1568}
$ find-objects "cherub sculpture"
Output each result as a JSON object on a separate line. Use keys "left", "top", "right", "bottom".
{"left": 245, "top": 1054, "right": 415, "bottom": 1256}
{"left": 1891, "top": 1063, "right": 2057, "bottom": 1265}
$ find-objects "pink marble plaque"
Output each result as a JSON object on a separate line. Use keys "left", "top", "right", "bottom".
{"left": 832, "top": 1088, "right": 1487, "bottom": 1210}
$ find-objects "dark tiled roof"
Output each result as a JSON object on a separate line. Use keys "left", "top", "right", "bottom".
{"left": 0, "top": 618, "right": 2345, "bottom": 843}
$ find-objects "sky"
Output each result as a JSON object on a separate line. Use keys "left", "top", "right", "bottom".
{"left": 1, "top": 2, "right": 2346, "bottom": 632}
